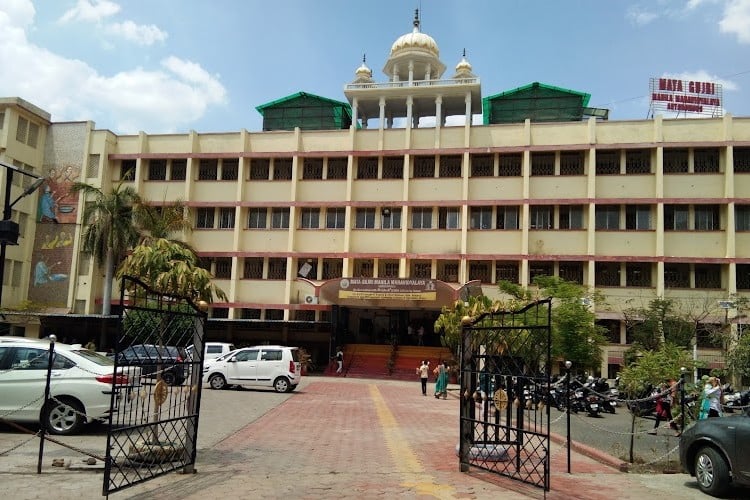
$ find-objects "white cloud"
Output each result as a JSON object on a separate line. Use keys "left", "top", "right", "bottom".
{"left": 58, "top": 0, "right": 120, "bottom": 24}
{"left": 109, "top": 20, "right": 167, "bottom": 46}
{"left": 719, "top": 0, "right": 750, "bottom": 43}
{"left": 0, "top": 0, "right": 227, "bottom": 133}
{"left": 627, "top": 6, "right": 659, "bottom": 25}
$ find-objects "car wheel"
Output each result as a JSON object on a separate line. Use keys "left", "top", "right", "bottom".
{"left": 161, "top": 371, "right": 176, "bottom": 386}
{"left": 273, "top": 377, "right": 290, "bottom": 393}
{"left": 695, "top": 446, "right": 731, "bottom": 497}
{"left": 43, "top": 398, "right": 85, "bottom": 435}
{"left": 209, "top": 374, "right": 227, "bottom": 390}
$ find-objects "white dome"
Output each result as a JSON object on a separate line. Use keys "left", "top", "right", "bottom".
{"left": 356, "top": 62, "right": 372, "bottom": 78}
{"left": 455, "top": 56, "right": 472, "bottom": 73}
{"left": 390, "top": 27, "right": 439, "bottom": 57}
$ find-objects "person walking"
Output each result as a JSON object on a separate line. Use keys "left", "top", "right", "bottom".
{"left": 701, "top": 376, "right": 723, "bottom": 419}
{"left": 335, "top": 347, "right": 344, "bottom": 375}
{"left": 433, "top": 361, "right": 449, "bottom": 399}
{"left": 648, "top": 382, "right": 679, "bottom": 435}
{"left": 416, "top": 360, "right": 430, "bottom": 396}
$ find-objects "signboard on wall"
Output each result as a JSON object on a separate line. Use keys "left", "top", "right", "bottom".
{"left": 338, "top": 278, "right": 437, "bottom": 301}
{"left": 649, "top": 77, "right": 723, "bottom": 117}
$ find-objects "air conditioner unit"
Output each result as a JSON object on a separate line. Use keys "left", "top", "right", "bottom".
{"left": 304, "top": 295, "right": 318, "bottom": 304}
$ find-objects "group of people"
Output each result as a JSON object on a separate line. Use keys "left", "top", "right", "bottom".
{"left": 416, "top": 360, "right": 450, "bottom": 399}
{"left": 648, "top": 375, "right": 724, "bottom": 436}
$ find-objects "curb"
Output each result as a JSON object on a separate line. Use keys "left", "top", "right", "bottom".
{"left": 549, "top": 431, "right": 629, "bottom": 471}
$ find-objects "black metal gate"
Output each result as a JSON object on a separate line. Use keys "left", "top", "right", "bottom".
{"left": 103, "top": 276, "right": 207, "bottom": 496}
{"left": 458, "top": 299, "right": 552, "bottom": 491}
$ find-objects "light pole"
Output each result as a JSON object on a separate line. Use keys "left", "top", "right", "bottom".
{"left": 565, "top": 359, "right": 572, "bottom": 474}
{"left": 0, "top": 161, "right": 45, "bottom": 311}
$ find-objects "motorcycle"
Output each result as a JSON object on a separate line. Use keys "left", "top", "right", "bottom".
{"left": 724, "top": 388, "right": 750, "bottom": 413}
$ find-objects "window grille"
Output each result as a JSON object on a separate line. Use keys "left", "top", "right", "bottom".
{"left": 625, "top": 149, "right": 651, "bottom": 174}
{"left": 87, "top": 154, "right": 100, "bottom": 178}
{"left": 355, "top": 208, "right": 375, "bottom": 229}
{"left": 198, "top": 159, "right": 218, "bottom": 180}
{"left": 380, "top": 260, "right": 399, "bottom": 278}
{"left": 559, "top": 205, "right": 583, "bottom": 229}
{"left": 413, "top": 156, "right": 435, "bottom": 178}
{"left": 354, "top": 259, "right": 374, "bottom": 277}
{"left": 303, "top": 158, "right": 324, "bottom": 179}
{"left": 496, "top": 206, "right": 520, "bottom": 229}
{"left": 221, "top": 159, "right": 239, "bottom": 180}
{"left": 382, "top": 156, "right": 404, "bottom": 179}
{"left": 412, "top": 261, "right": 431, "bottom": 278}
{"left": 529, "top": 261, "right": 553, "bottom": 282}
{"left": 438, "top": 207, "right": 460, "bottom": 229}
{"left": 248, "top": 208, "right": 267, "bottom": 229}
{"left": 664, "top": 263, "right": 690, "bottom": 288}
{"left": 120, "top": 160, "right": 136, "bottom": 181}
{"left": 27, "top": 122, "right": 39, "bottom": 148}
{"left": 595, "top": 205, "right": 620, "bottom": 230}
{"left": 214, "top": 258, "right": 232, "bottom": 279}
{"left": 470, "top": 207, "right": 492, "bottom": 229}
{"left": 625, "top": 205, "right": 651, "bottom": 230}
{"left": 326, "top": 207, "right": 346, "bottom": 229}
{"left": 171, "top": 159, "right": 187, "bottom": 180}
{"left": 694, "top": 148, "right": 720, "bottom": 173}
{"left": 498, "top": 154, "right": 522, "bottom": 176}
{"left": 559, "top": 262, "right": 583, "bottom": 284}
{"left": 626, "top": 263, "right": 651, "bottom": 287}
{"left": 148, "top": 159, "right": 167, "bottom": 180}
{"left": 736, "top": 205, "right": 750, "bottom": 231}
{"left": 694, "top": 204, "right": 720, "bottom": 230}
{"left": 596, "top": 150, "right": 619, "bottom": 175}
{"left": 439, "top": 155, "right": 462, "bottom": 177}
{"left": 0, "top": 111, "right": 4, "bottom": 129}
{"left": 470, "top": 154, "right": 493, "bottom": 177}
{"left": 664, "top": 205, "right": 689, "bottom": 230}
{"left": 273, "top": 158, "right": 293, "bottom": 180}
{"left": 211, "top": 308, "right": 229, "bottom": 319}
{"left": 242, "top": 308, "right": 262, "bottom": 320}
{"left": 219, "top": 207, "right": 235, "bottom": 229}
{"left": 243, "top": 258, "right": 263, "bottom": 279}
{"left": 468, "top": 261, "right": 490, "bottom": 283}
{"left": 357, "top": 157, "right": 378, "bottom": 179}
{"left": 438, "top": 261, "right": 459, "bottom": 282}
{"left": 694, "top": 264, "right": 721, "bottom": 289}
{"left": 15, "top": 116, "right": 27, "bottom": 143}
{"left": 265, "top": 309, "right": 284, "bottom": 321}
{"left": 196, "top": 208, "right": 215, "bottom": 229}
{"left": 737, "top": 264, "right": 750, "bottom": 290}
{"left": 250, "top": 158, "right": 270, "bottom": 180}
{"left": 295, "top": 310, "right": 315, "bottom": 322}
{"left": 300, "top": 208, "right": 320, "bottom": 229}
{"left": 531, "top": 152, "right": 554, "bottom": 176}
{"left": 734, "top": 147, "right": 750, "bottom": 173}
{"left": 327, "top": 158, "right": 348, "bottom": 179}
{"left": 322, "top": 259, "right": 343, "bottom": 279}
{"left": 663, "top": 148, "right": 688, "bottom": 173}
{"left": 381, "top": 207, "right": 401, "bottom": 229}
{"left": 411, "top": 207, "right": 433, "bottom": 229}
{"left": 11, "top": 260, "right": 22, "bottom": 286}
{"left": 495, "top": 261, "right": 519, "bottom": 283}
{"left": 271, "top": 207, "right": 289, "bottom": 228}
{"left": 268, "top": 258, "right": 287, "bottom": 279}
{"left": 595, "top": 262, "right": 620, "bottom": 286}
{"left": 560, "top": 151, "right": 584, "bottom": 175}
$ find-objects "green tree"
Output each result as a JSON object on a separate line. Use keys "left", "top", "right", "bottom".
{"left": 434, "top": 295, "right": 497, "bottom": 357}
{"left": 71, "top": 181, "right": 142, "bottom": 315}
{"left": 133, "top": 199, "right": 193, "bottom": 246}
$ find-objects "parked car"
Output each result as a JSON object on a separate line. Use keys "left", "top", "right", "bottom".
{"left": 186, "top": 342, "right": 236, "bottom": 361}
{"left": 679, "top": 411, "right": 750, "bottom": 496}
{"left": 112, "top": 344, "right": 186, "bottom": 386}
{"left": 203, "top": 345, "right": 301, "bottom": 393}
{"left": 0, "top": 339, "right": 140, "bottom": 435}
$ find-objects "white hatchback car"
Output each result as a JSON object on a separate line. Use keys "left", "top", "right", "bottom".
{"left": 203, "top": 345, "right": 301, "bottom": 393}
{"left": 0, "top": 339, "right": 139, "bottom": 434}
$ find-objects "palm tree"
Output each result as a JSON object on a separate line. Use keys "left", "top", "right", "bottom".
{"left": 133, "top": 199, "right": 193, "bottom": 246}
{"left": 71, "top": 181, "right": 142, "bottom": 316}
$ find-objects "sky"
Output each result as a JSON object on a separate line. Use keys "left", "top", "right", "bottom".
{"left": 0, "top": 0, "right": 748, "bottom": 135}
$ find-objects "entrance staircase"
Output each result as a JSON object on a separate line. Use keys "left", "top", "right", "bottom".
{"left": 327, "top": 344, "right": 453, "bottom": 381}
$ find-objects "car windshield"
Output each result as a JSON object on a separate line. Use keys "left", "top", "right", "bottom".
{"left": 71, "top": 349, "right": 115, "bottom": 366}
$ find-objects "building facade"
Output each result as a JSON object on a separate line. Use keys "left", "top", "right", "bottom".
{"left": 1, "top": 18, "right": 749, "bottom": 376}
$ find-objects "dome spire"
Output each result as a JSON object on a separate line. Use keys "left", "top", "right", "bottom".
{"left": 413, "top": 8, "right": 420, "bottom": 30}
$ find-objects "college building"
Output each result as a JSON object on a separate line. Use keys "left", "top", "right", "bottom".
{"left": 1, "top": 15, "right": 748, "bottom": 376}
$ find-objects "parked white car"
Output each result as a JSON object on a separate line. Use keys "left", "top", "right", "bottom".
{"left": 186, "top": 342, "right": 236, "bottom": 361}
{"left": 0, "top": 339, "right": 140, "bottom": 434}
{"left": 203, "top": 345, "right": 301, "bottom": 393}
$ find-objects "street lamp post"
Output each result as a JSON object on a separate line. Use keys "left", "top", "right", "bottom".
{"left": 565, "top": 360, "right": 572, "bottom": 473}
{"left": 0, "top": 161, "right": 45, "bottom": 311}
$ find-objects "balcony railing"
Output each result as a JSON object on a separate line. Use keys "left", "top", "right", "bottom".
{"left": 345, "top": 77, "right": 479, "bottom": 91}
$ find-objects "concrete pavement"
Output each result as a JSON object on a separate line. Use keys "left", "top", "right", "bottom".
{"left": 0, "top": 376, "right": 742, "bottom": 499}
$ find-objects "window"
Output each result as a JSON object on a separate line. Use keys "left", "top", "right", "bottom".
{"left": 498, "top": 154, "right": 522, "bottom": 176}
{"left": 470, "top": 207, "right": 492, "bottom": 229}
{"left": 734, "top": 147, "right": 750, "bottom": 173}
{"left": 326, "top": 208, "right": 346, "bottom": 229}
{"left": 598, "top": 320, "right": 621, "bottom": 344}
{"left": 214, "top": 258, "right": 232, "bottom": 279}
{"left": 250, "top": 159, "right": 270, "bottom": 180}
{"left": 298, "top": 259, "right": 317, "bottom": 279}
{"left": 529, "top": 261, "right": 553, "bottom": 282}
{"left": 219, "top": 207, "right": 235, "bottom": 229}
{"left": 196, "top": 208, "right": 214, "bottom": 229}
{"left": 595, "top": 205, "right": 620, "bottom": 230}
{"left": 694, "top": 205, "right": 720, "bottom": 230}
{"left": 243, "top": 258, "right": 263, "bottom": 279}
{"left": 198, "top": 159, "right": 218, "bottom": 180}
{"left": 355, "top": 208, "right": 375, "bottom": 229}
{"left": 411, "top": 260, "right": 431, "bottom": 278}
{"left": 596, "top": 150, "right": 619, "bottom": 175}
{"left": 559, "top": 205, "right": 583, "bottom": 229}
{"left": 530, "top": 206, "right": 552, "bottom": 229}
{"left": 211, "top": 308, "right": 229, "bottom": 319}
{"left": 268, "top": 258, "right": 287, "bottom": 279}
{"left": 664, "top": 263, "right": 690, "bottom": 288}
{"left": 496, "top": 206, "right": 520, "bottom": 229}
{"left": 15, "top": 116, "right": 28, "bottom": 144}
{"left": 271, "top": 208, "right": 289, "bottom": 229}
{"left": 300, "top": 208, "right": 320, "bottom": 229}
{"left": 382, "top": 157, "right": 404, "bottom": 179}
{"left": 559, "top": 262, "right": 583, "bottom": 284}
{"left": 438, "top": 207, "right": 460, "bottom": 229}
{"left": 380, "top": 260, "right": 399, "bottom": 278}
{"left": 0, "top": 111, "right": 4, "bottom": 129}
{"left": 625, "top": 205, "right": 651, "bottom": 230}
{"left": 357, "top": 157, "right": 378, "bottom": 179}
{"left": 531, "top": 153, "right": 554, "bottom": 176}
{"left": 148, "top": 159, "right": 167, "bottom": 180}
{"left": 170, "top": 159, "right": 187, "bottom": 180}
{"left": 468, "top": 261, "right": 490, "bottom": 283}
{"left": 221, "top": 159, "right": 239, "bottom": 180}
{"left": 695, "top": 264, "right": 721, "bottom": 289}
{"left": 87, "top": 154, "right": 100, "bottom": 178}
{"left": 120, "top": 160, "right": 136, "bottom": 181}
{"left": 595, "top": 262, "right": 620, "bottom": 286}
{"left": 664, "top": 205, "right": 689, "bottom": 230}
{"left": 438, "top": 261, "right": 459, "bottom": 282}
{"left": 381, "top": 207, "right": 401, "bottom": 229}
{"left": 26, "top": 122, "right": 39, "bottom": 148}
{"left": 471, "top": 154, "right": 493, "bottom": 177}
{"left": 302, "top": 158, "right": 323, "bottom": 179}
{"left": 496, "top": 261, "right": 519, "bottom": 283}
{"left": 322, "top": 259, "right": 343, "bottom": 279}
{"left": 265, "top": 310, "right": 284, "bottom": 321}
{"left": 625, "top": 149, "right": 651, "bottom": 174}
{"left": 663, "top": 148, "right": 688, "bottom": 173}
{"left": 439, "top": 155, "right": 461, "bottom": 177}
{"left": 737, "top": 264, "right": 750, "bottom": 290}
{"left": 737, "top": 205, "right": 750, "bottom": 231}
{"left": 411, "top": 207, "right": 432, "bottom": 229}
{"left": 248, "top": 208, "right": 267, "bottom": 229}
{"left": 560, "top": 151, "right": 584, "bottom": 175}
{"left": 413, "top": 156, "right": 435, "bottom": 178}
{"left": 354, "top": 259, "right": 374, "bottom": 277}
{"left": 273, "top": 158, "right": 293, "bottom": 180}
{"left": 327, "top": 158, "right": 348, "bottom": 179}
{"left": 626, "top": 263, "right": 651, "bottom": 287}
{"left": 694, "top": 148, "right": 720, "bottom": 173}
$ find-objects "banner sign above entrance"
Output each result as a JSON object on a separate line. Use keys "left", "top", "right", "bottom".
{"left": 338, "top": 278, "right": 437, "bottom": 301}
